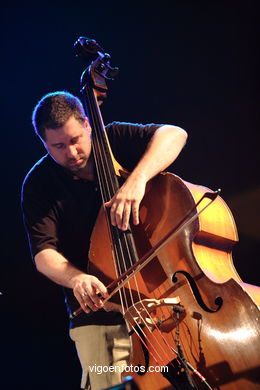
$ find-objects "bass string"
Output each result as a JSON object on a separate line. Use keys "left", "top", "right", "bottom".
{"left": 85, "top": 87, "right": 140, "bottom": 313}
{"left": 127, "top": 296, "right": 180, "bottom": 364}
{"left": 124, "top": 273, "right": 183, "bottom": 367}
{"left": 120, "top": 193, "right": 220, "bottom": 371}
{"left": 82, "top": 87, "right": 126, "bottom": 313}
{"left": 83, "top": 86, "right": 117, "bottom": 201}
{"left": 86, "top": 88, "right": 176, "bottom": 364}
{"left": 85, "top": 85, "right": 180, "bottom": 369}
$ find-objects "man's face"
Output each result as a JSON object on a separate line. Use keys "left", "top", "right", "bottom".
{"left": 44, "top": 115, "right": 92, "bottom": 173}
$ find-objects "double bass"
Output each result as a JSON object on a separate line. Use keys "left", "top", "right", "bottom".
{"left": 73, "top": 37, "right": 260, "bottom": 390}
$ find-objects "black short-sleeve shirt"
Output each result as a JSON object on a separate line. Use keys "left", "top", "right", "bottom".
{"left": 21, "top": 121, "right": 161, "bottom": 328}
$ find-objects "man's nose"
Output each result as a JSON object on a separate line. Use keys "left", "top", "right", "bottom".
{"left": 67, "top": 145, "right": 78, "bottom": 159}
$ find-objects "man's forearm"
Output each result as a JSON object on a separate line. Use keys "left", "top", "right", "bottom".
{"left": 105, "top": 125, "right": 187, "bottom": 230}
{"left": 129, "top": 125, "right": 187, "bottom": 183}
{"left": 35, "top": 248, "right": 108, "bottom": 313}
{"left": 34, "top": 248, "right": 85, "bottom": 288}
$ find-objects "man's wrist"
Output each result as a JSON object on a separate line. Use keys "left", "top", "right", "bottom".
{"left": 128, "top": 170, "right": 149, "bottom": 184}
{"left": 69, "top": 271, "right": 87, "bottom": 289}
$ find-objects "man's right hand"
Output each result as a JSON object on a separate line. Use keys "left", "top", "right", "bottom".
{"left": 34, "top": 249, "right": 109, "bottom": 314}
{"left": 71, "top": 274, "right": 108, "bottom": 314}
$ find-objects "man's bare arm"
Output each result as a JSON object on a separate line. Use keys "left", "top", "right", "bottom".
{"left": 105, "top": 125, "right": 188, "bottom": 230}
{"left": 35, "top": 248, "right": 108, "bottom": 313}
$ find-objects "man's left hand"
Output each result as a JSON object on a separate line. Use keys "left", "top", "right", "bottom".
{"left": 104, "top": 173, "right": 146, "bottom": 231}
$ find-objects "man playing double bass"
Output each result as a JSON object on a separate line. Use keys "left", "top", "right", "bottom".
{"left": 21, "top": 91, "right": 187, "bottom": 390}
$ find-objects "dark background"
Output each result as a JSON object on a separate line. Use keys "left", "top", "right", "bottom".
{"left": 1, "top": 1, "right": 259, "bottom": 389}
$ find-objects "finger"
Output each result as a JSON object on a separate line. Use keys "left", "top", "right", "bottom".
{"left": 74, "top": 290, "right": 91, "bottom": 314}
{"left": 114, "top": 201, "right": 125, "bottom": 229}
{"left": 104, "top": 199, "right": 113, "bottom": 208}
{"left": 89, "top": 285, "right": 108, "bottom": 308}
{"left": 121, "top": 201, "right": 131, "bottom": 230}
{"left": 92, "top": 280, "right": 108, "bottom": 299}
{"left": 132, "top": 200, "right": 140, "bottom": 225}
{"left": 109, "top": 202, "right": 118, "bottom": 226}
{"left": 109, "top": 200, "right": 124, "bottom": 228}
{"left": 83, "top": 279, "right": 108, "bottom": 308}
{"left": 81, "top": 293, "right": 100, "bottom": 312}
{"left": 104, "top": 198, "right": 117, "bottom": 226}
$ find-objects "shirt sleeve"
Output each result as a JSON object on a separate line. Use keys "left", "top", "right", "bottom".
{"left": 105, "top": 121, "right": 163, "bottom": 171}
{"left": 21, "top": 174, "right": 59, "bottom": 260}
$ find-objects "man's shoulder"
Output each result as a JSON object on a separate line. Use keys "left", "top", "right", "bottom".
{"left": 22, "top": 154, "right": 53, "bottom": 190}
{"left": 104, "top": 121, "right": 161, "bottom": 172}
{"left": 105, "top": 121, "right": 161, "bottom": 138}
{"left": 105, "top": 121, "right": 142, "bottom": 133}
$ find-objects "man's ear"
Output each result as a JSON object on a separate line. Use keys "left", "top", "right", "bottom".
{"left": 41, "top": 132, "right": 49, "bottom": 151}
{"left": 85, "top": 118, "right": 92, "bottom": 135}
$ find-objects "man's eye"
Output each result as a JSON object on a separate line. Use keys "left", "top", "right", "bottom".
{"left": 55, "top": 144, "right": 64, "bottom": 149}
{"left": 71, "top": 138, "right": 79, "bottom": 145}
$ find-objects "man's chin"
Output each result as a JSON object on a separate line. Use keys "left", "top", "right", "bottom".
{"left": 66, "top": 160, "right": 87, "bottom": 172}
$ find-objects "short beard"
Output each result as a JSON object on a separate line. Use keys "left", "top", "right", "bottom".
{"left": 66, "top": 158, "right": 87, "bottom": 172}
